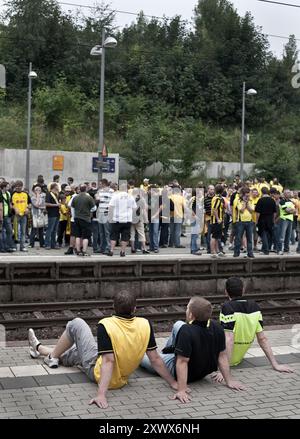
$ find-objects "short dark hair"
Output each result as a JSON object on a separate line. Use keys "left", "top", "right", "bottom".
{"left": 114, "top": 291, "right": 136, "bottom": 316}
{"left": 101, "top": 179, "right": 109, "bottom": 186}
{"left": 261, "top": 187, "right": 270, "bottom": 195}
{"left": 188, "top": 297, "right": 212, "bottom": 321}
{"left": 215, "top": 184, "right": 224, "bottom": 195}
{"left": 68, "top": 177, "right": 74, "bottom": 182}
{"left": 79, "top": 184, "right": 87, "bottom": 192}
{"left": 0, "top": 181, "right": 8, "bottom": 190}
{"left": 225, "top": 277, "right": 244, "bottom": 298}
{"left": 53, "top": 175, "right": 60, "bottom": 181}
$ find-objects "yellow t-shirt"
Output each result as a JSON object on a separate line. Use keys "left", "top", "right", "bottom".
{"left": 169, "top": 194, "right": 185, "bottom": 219}
{"left": 59, "top": 204, "right": 68, "bottom": 221}
{"left": 94, "top": 316, "right": 152, "bottom": 389}
{"left": 250, "top": 196, "right": 260, "bottom": 222}
{"left": 257, "top": 182, "right": 270, "bottom": 196}
{"left": 270, "top": 183, "right": 283, "bottom": 194}
{"left": 12, "top": 192, "right": 30, "bottom": 216}
{"left": 232, "top": 194, "right": 239, "bottom": 224}
{"left": 236, "top": 199, "right": 254, "bottom": 222}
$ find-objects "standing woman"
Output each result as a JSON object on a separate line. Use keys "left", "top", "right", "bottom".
{"left": 29, "top": 185, "right": 46, "bottom": 248}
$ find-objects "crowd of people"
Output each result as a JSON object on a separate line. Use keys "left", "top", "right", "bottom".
{"left": 0, "top": 173, "right": 299, "bottom": 257}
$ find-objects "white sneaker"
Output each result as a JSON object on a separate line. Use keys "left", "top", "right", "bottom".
{"left": 218, "top": 252, "right": 226, "bottom": 258}
{"left": 44, "top": 353, "right": 59, "bottom": 368}
{"left": 28, "top": 328, "right": 40, "bottom": 359}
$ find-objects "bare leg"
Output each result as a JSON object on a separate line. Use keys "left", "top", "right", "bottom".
{"left": 76, "top": 237, "right": 81, "bottom": 253}
{"left": 110, "top": 240, "right": 116, "bottom": 252}
{"left": 38, "top": 331, "right": 73, "bottom": 359}
{"left": 82, "top": 238, "right": 88, "bottom": 253}
{"left": 121, "top": 241, "right": 127, "bottom": 253}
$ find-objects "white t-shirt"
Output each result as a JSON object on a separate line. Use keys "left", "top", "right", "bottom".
{"left": 109, "top": 191, "right": 137, "bottom": 223}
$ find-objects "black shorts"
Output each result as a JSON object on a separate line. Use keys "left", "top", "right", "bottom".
{"left": 211, "top": 223, "right": 223, "bottom": 240}
{"left": 71, "top": 222, "right": 76, "bottom": 237}
{"left": 74, "top": 218, "right": 92, "bottom": 240}
{"left": 110, "top": 222, "right": 131, "bottom": 242}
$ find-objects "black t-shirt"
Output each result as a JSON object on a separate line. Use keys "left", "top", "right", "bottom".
{"left": 97, "top": 316, "right": 157, "bottom": 355}
{"left": 174, "top": 320, "right": 225, "bottom": 383}
{"left": 255, "top": 196, "right": 276, "bottom": 228}
{"left": 45, "top": 192, "right": 60, "bottom": 217}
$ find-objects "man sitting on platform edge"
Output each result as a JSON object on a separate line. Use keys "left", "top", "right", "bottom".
{"left": 212, "top": 277, "right": 294, "bottom": 383}
{"left": 140, "top": 296, "right": 246, "bottom": 403}
{"left": 28, "top": 290, "right": 178, "bottom": 409}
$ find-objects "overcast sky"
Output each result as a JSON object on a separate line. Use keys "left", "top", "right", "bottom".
{"left": 1, "top": 0, "right": 300, "bottom": 58}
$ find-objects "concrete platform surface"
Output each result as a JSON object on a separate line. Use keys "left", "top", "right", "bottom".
{"left": 0, "top": 328, "right": 300, "bottom": 419}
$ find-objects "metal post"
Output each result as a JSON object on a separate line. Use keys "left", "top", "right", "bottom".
{"left": 240, "top": 81, "right": 246, "bottom": 182}
{"left": 25, "top": 62, "right": 32, "bottom": 191}
{"left": 98, "top": 29, "right": 106, "bottom": 188}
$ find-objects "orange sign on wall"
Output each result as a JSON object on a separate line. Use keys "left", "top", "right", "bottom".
{"left": 53, "top": 155, "right": 64, "bottom": 171}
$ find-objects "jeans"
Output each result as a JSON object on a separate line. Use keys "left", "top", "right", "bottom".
{"left": 191, "top": 234, "right": 199, "bottom": 253}
{"left": 149, "top": 222, "right": 160, "bottom": 251}
{"left": 159, "top": 223, "right": 169, "bottom": 246}
{"left": 297, "top": 223, "right": 300, "bottom": 253}
{"left": 92, "top": 221, "right": 100, "bottom": 251}
{"left": 234, "top": 221, "right": 254, "bottom": 257}
{"left": 278, "top": 219, "right": 292, "bottom": 252}
{"left": 2, "top": 217, "right": 15, "bottom": 250}
{"left": 45, "top": 216, "right": 59, "bottom": 248}
{"left": 16, "top": 215, "right": 27, "bottom": 250}
{"left": 272, "top": 223, "right": 280, "bottom": 252}
{"left": 169, "top": 218, "right": 182, "bottom": 247}
{"left": 99, "top": 222, "right": 111, "bottom": 253}
{"left": 30, "top": 227, "right": 45, "bottom": 247}
{"left": 261, "top": 229, "right": 272, "bottom": 254}
{"left": 140, "top": 321, "right": 185, "bottom": 377}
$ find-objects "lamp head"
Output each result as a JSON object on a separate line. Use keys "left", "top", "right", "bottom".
{"left": 103, "top": 37, "right": 117, "bottom": 48}
{"left": 90, "top": 45, "right": 103, "bottom": 56}
{"left": 29, "top": 71, "right": 37, "bottom": 79}
{"left": 246, "top": 88, "right": 257, "bottom": 96}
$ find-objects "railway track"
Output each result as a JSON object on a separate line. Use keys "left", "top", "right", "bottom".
{"left": 1, "top": 291, "right": 300, "bottom": 330}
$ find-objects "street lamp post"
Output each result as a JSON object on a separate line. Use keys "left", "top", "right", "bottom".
{"left": 91, "top": 30, "right": 117, "bottom": 187}
{"left": 25, "top": 62, "right": 37, "bottom": 190}
{"left": 240, "top": 82, "right": 257, "bottom": 181}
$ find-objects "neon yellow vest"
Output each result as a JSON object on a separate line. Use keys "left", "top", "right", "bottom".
{"left": 93, "top": 316, "right": 150, "bottom": 389}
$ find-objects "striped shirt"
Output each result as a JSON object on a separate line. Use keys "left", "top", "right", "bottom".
{"left": 210, "top": 195, "right": 225, "bottom": 224}
{"left": 96, "top": 188, "right": 114, "bottom": 217}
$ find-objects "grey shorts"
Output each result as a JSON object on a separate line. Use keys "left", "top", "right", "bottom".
{"left": 60, "top": 318, "right": 98, "bottom": 382}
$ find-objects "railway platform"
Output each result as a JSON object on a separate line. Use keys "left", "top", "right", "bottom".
{"left": 0, "top": 328, "right": 300, "bottom": 419}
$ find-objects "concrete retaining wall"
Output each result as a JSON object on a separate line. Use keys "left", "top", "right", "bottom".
{"left": 0, "top": 257, "right": 299, "bottom": 303}
{"left": 0, "top": 148, "right": 255, "bottom": 186}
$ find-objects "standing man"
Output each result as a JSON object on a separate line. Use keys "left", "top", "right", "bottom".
{"left": 11, "top": 180, "right": 31, "bottom": 252}
{"left": 204, "top": 185, "right": 215, "bottom": 254}
{"left": 210, "top": 184, "right": 225, "bottom": 258}
{"left": 169, "top": 184, "right": 185, "bottom": 249}
{"left": 108, "top": 183, "right": 137, "bottom": 257}
{"left": 71, "top": 184, "right": 96, "bottom": 257}
{"left": 234, "top": 187, "right": 255, "bottom": 259}
{"left": 278, "top": 189, "right": 296, "bottom": 255}
{"left": 96, "top": 179, "right": 114, "bottom": 255}
{"left": 45, "top": 183, "right": 60, "bottom": 250}
{"left": 0, "top": 181, "right": 15, "bottom": 252}
{"left": 255, "top": 187, "right": 277, "bottom": 255}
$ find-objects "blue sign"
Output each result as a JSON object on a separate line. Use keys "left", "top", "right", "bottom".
{"left": 92, "top": 157, "right": 116, "bottom": 173}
